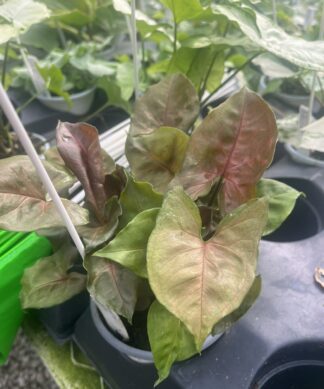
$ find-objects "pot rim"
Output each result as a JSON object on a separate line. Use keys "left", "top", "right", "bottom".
{"left": 37, "top": 86, "right": 96, "bottom": 102}
{"left": 90, "top": 299, "right": 223, "bottom": 362}
{"left": 285, "top": 143, "right": 324, "bottom": 168}
{"left": 90, "top": 299, "right": 154, "bottom": 361}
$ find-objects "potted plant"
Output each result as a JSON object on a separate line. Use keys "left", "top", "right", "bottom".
{"left": 0, "top": 73, "right": 301, "bottom": 385}
{"left": 0, "top": 0, "right": 51, "bottom": 158}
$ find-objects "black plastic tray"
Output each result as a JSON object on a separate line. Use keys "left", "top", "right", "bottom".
{"left": 73, "top": 153, "right": 324, "bottom": 388}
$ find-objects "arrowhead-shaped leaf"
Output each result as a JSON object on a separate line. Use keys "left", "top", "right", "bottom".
{"left": 213, "top": 4, "right": 324, "bottom": 72}
{"left": 130, "top": 73, "right": 199, "bottom": 136}
{"left": 85, "top": 256, "right": 139, "bottom": 323}
{"left": 0, "top": 156, "right": 89, "bottom": 231}
{"left": 126, "top": 127, "right": 189, "bottom": 193}
{"left": 212, "top": 275, "right": 261, "bottom": 335}
{"left": 78, "top": 196, "right": 122, "bottom": 252}
{"left": 21, "top": 243, "right": 86, "bottom": 309}
{"left": 147, "top": 300, "right": 197, "bottom": 385}
{"left": 0, "top": 0, "right": 50, "bottom": 42}
{"left": 44, "top": 149, "right": 78, "bottom": 197}
{"left": 174, "top": 88, "right": 277, "bottom": 213}
{"left": 56, "top": 122, "right": 114, "bottom": 222}
{"left": 160, "top": 0, "right": 203, "bottom": 23}
{"left": 95, "top": 208, "right": 159, "bottom": 278}
{"left": 119, "top": 174, "right": 163, "bottom": 230}
{"left": 147, "top": 187, "right": 268, "bottom": 348}
{"left": 257, "top": 179, "right": 301, "bottom": 236}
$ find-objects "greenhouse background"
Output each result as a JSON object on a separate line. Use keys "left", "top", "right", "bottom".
{"left": 1, "top": 0, "right": 324, "bottom": 388}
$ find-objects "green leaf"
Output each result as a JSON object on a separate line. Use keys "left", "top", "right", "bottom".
{"left": 116, "top": 62, "right": 134, "bottom": 101}
{"left": 147, "top": 187, "right": 268, "bottom": 348}
{"left": 119, "top": 174, "right": 163, "bottom": 230}
{"left": 0, "top": 156, "right": 89, "bottom": 231}
{"left": 20, "top": 242, "right": 86, "bottom": 309}
{"left": 78, "top": 196, "right": 122, "bottom": 252}
{"left": 147, "top": 300, "right": 197, "bottom": 385}
{"left": 126, "top": 126, "right": 189, "bottom": 193}
{"left": 212, "top": 275, "right": 261, "bottom": 335}
{"left": 167, "top": 47, "right": 225, "bottom": 94}
{"left": 173, "top": 88, "right": 277, "bottom": 213}
{"left": 95, "top": 208, "right": 159, "bottom": 278}
{"left": 257, "top": 179, "right": 301, "bottom": 236}
{"left": 213, "top": 4, "right": 324, "bottom": 72}
{"left": 85, "top": 256, "right": 139, "bottom": 323}
{"left": 130, "top": 74, "right": 199, "bottom": 136}
{"left": 97, "top": 77, "right": 132, "bottom": 113}
{"left": 20, "top": 24, "right": 59, "bottom": 52}
{"left": 298, "top": 116, "right": 324, "bottom": 153}
{"left": 56, "top": 122, "right": 109, "bottom": 222}
{"left": 0, "top": 24, "right": 17, "bottom": 44}
{"left": 160, "top": 0, "right": 203, "bottom": 23}
{"left": 0, "top": 0, "right": 50, "bottom": 43}
{"left": 38, "top": 64, "right": 71, "bottom": 103}
{"left": 69, "top": 55, "right": 116, "bottom": 77}
{"left": 252, "top": 53, "right": 297, "bottom": 79}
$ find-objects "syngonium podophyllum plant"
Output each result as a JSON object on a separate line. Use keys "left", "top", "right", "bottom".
{"left": 0, "top": 74, "right": 301, "bottom": 383}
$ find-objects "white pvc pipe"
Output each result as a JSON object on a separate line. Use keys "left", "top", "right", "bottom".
{"left": 130, "top": 0, "right": 140, "bottom": 99}
{"left": 0, "top": 83, "right": 85, "bottom": 259}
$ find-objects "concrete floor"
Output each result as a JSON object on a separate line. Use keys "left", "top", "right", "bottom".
{"left": 0, "top": 331, "right": 58, "bottom": 389}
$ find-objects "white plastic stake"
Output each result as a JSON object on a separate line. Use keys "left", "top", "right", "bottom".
{"left": 272, "top": 0, "right": 277, "bottom": 25}
{"left": 307, "top": 1, "right": 324, "bottom": 124}
{"left": 130, "top": 0, "right": 140, "bottom": 99}
{"left": 0, "top": 83, "right": 85, "bottom": 259}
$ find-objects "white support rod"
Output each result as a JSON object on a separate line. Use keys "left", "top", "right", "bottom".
{"left": 272, "top": 0, "right": 277, "bottom": 25}
{"left": 130, "top": 0, "right": 140, "bottom": 99}
{"left": 307, "top": 1, "right": 324, "bottom": 124}
{"left": 0, "top": 83, "right": 85, "bottom": 259}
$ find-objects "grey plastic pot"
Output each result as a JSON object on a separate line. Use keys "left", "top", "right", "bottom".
{"left": 37, "top": 87, "right": 95, "bottom": 115}
{"left": 285, "top": 143, "right": 324, "bottom": 168}
{"left": 275, "top": 92, "right": 322, "bottom": 114}
{"left": 91, "top": 299, "right": 223, "bottom": 364}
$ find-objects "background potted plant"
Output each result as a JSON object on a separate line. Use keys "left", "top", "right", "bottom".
{"left": 0, "top": 73, "right": 301, "bottom": 385}
{"left": 0, "top": 0, "right": 51, "bottom": 158}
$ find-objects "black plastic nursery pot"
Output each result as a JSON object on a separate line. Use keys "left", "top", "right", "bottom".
{"left": 73, "top": 152, "right": 324, "bottom": 389}
{"left": 36, "top": 290, "right": 89, "bottom": 344}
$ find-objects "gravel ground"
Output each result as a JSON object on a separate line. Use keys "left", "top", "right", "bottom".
{"left": 0, "top": 331, "right": 59, "bottom": 389}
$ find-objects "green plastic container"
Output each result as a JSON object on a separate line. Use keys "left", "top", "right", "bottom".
{"left": 0, "top": 231, "right": 52, "bottom": 364}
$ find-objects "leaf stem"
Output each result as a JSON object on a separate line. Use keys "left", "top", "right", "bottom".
{"left": 81, "top": 101, "right": 110, "bottom": 122}
{"left": 1, "top": 41, "right": 9, "bottom": 86}
{"left": 172, "top": 19, "right": 178, "bottom": 56}
{"left": 200, "top": 52, "right": 261, "bottom": 108}
{"left": 16, "top": 94, "right": 37, "bottom": 114}
{"left": 199, "top": 50, "right": 220, "bottom": 100}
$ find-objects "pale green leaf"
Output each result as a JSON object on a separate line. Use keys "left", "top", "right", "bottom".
{"left": 212, "top": 275, "right": 261, "bottom": 335}
{"left": 160, "top": 0, "right": 203, "bottom": 23}
{"left": 95, "top": 208, "right": 159, "bottom": 278}
{"left": 257, "top": 179, "right": 301, "bottom": 236}
{"left": 147, "top": 187, "right": 268, "bottom": 348}
{"left": 299, "top": 116, "right": 324, "bottom": 153}
{"left": 213, "top": 4, "right": 324, "bottom": 71}
{"left": 116, "top": 62, "right": 134, "bottom": 101}
{"left": 0, "top": 0, "right": 50, "bottom": 36}
{"left": 148, "top": 300, "right": 197, "bottom": 385}
{"left": 119, "top": 174, "right": 163, "bottom": 230}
